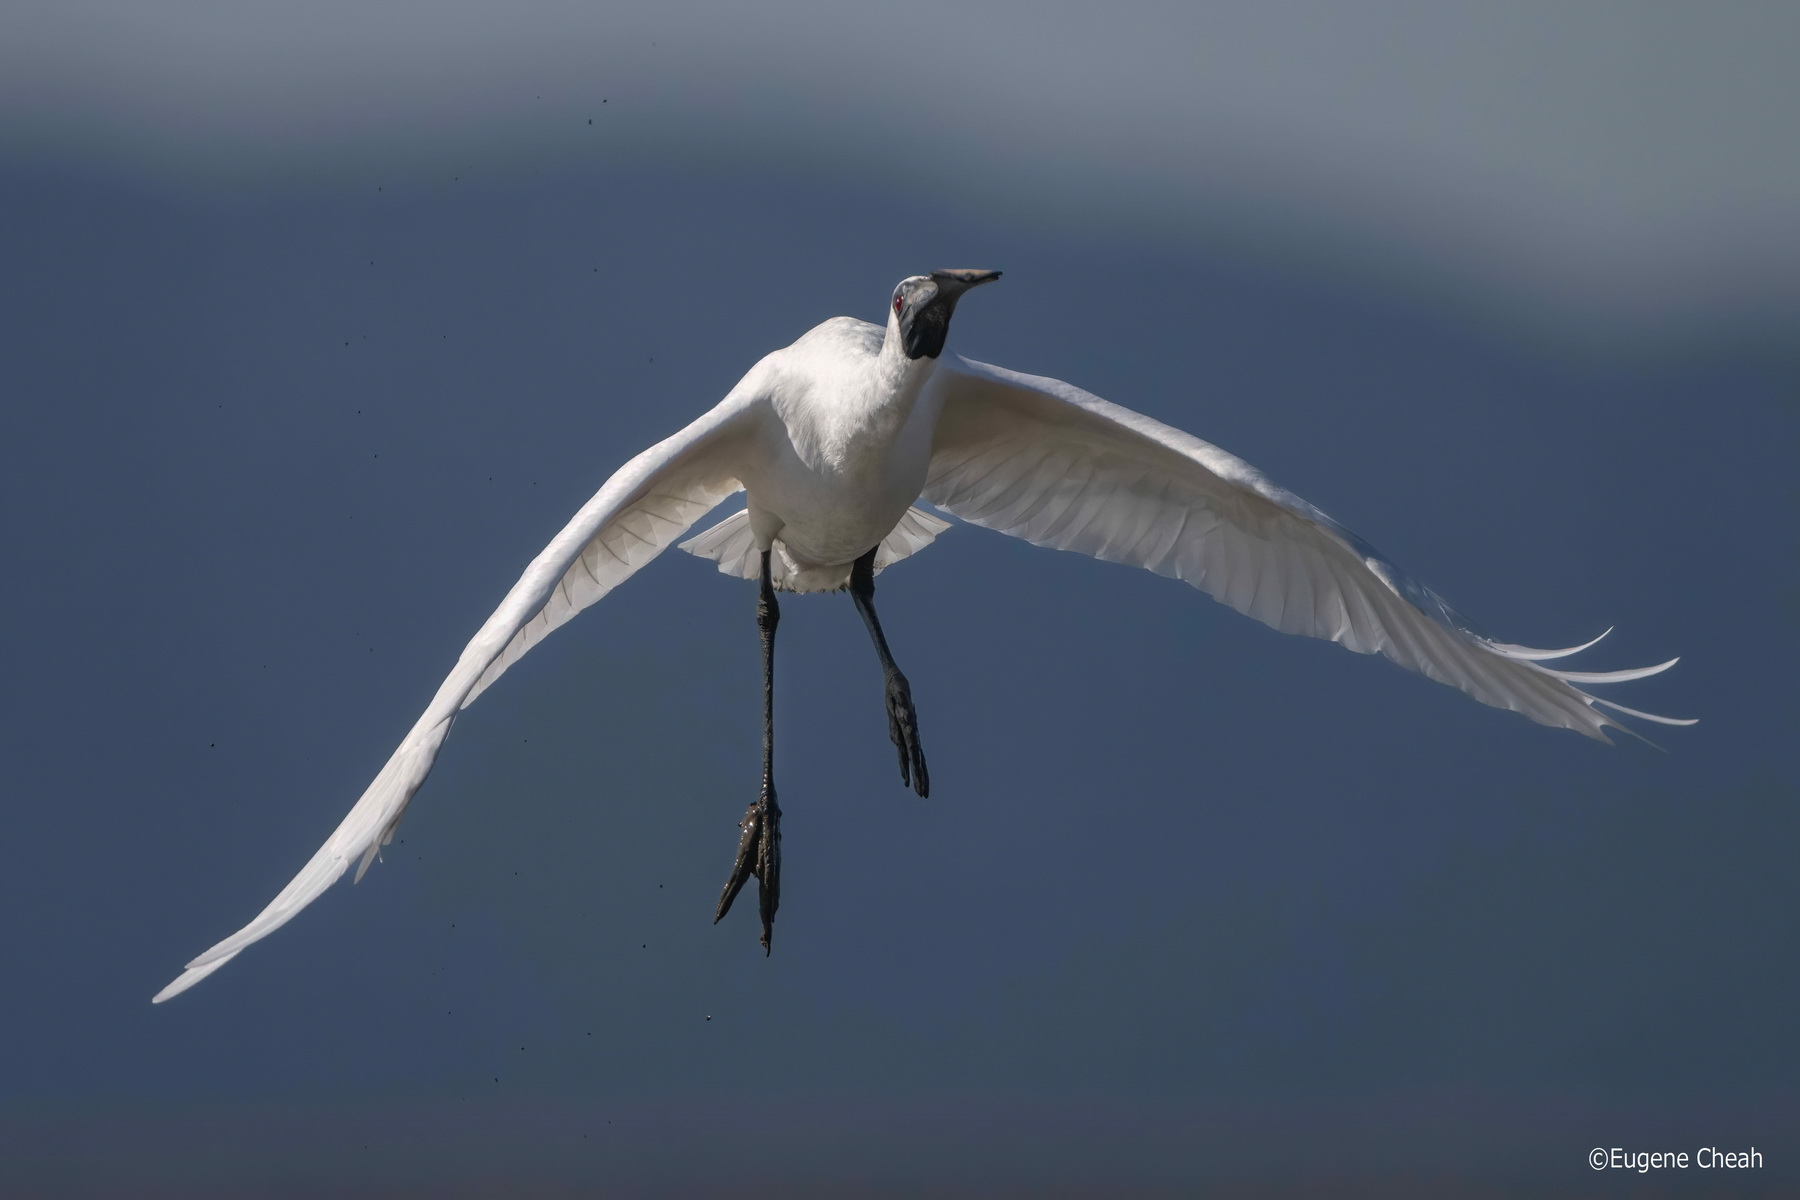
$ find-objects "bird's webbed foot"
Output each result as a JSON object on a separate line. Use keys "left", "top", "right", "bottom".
{"left": 714, "top": 784, "right": 781, "bottom": 953}
{"left": 885, "top": 670, "right": 929, "bottom": 798}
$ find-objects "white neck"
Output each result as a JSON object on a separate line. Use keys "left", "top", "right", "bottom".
{"left": 878, "top": 312, "right": 936, "bottom": 385}
{"left": 796, "top": 316, "right": 936, "bottom": 472}
{"left": 872, "top": 317, "right": 936, "bottom": 423}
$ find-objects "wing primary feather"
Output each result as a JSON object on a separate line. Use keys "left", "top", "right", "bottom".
{"left": 1591, "top": 697, "right": 1699, "bottom": 726}
{"left": 1539, "top": 657, "right": 1679, "bottom": 684}
{"left": 1484, "top": 627, "right": 1614, "bottom": 660}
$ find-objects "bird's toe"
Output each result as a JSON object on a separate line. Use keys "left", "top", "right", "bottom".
{"left": 718, "top": 787, "right": 781, "bottom": 952}
{"left": 714, "top": 800, "right": 763, "bottom": 923}
{"left": 884, "top": 673, "right": 929, "bottom": 798}
{"left": 755, "top": 791, "right": 781, "bottom": 952}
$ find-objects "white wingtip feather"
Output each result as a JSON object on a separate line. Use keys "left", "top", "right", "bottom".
{"left": 1592, "top": 697, "right": 1700, "bottom": 726}
{"left": 353, "top": 840, "right": 382, "bottom": 884}
{"left": 152, "top": 951, "right": 239, "bottom": 1004}
{"left": 353, "top": 819, "right": 400, "bottom": 884}
{"left": 1482, "top": 627, "right": 1613, "bottom": 660}
{"left": 1542, "top": 657, "right": 1680, "bottom": 684}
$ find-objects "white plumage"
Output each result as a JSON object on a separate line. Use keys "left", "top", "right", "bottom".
{"left": 682, "top": 505, "right": 951, "bottom": 591}
{"left": 924, "top": 356, "right": 1689, "bottom": 739}
{"left": 153, "top": 275, "right": 1689, "bottom": 1003}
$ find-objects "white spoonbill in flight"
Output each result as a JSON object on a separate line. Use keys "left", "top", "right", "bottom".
{"left": 154, "top": 269, "right": 1691, "bottom": 1001}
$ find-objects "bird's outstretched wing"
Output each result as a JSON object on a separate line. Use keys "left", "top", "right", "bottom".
{"left": 154, "top": 396, "right": 756, "bottom": 1002}
{"left": 926, "top": 356, "right": 1692, "bottom": 741}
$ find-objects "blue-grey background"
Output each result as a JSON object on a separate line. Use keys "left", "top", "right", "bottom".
{"left": 2, "top": 4, "right": 1795, "bottom": 1196}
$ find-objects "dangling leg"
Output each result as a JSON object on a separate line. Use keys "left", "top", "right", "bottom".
{"left": 715, "top": 549, "right": 782, "bottom": 953}
{"left": 850, "top": 546, "right": 929, "bottom": 798}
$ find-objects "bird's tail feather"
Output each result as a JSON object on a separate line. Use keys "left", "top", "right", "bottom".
{"left": 678, "top": 506, "right": 950, "bottom": 591}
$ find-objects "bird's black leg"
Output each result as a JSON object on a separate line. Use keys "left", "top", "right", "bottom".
{"left": 850, "top": 546, "right": 929, "bottom": 798}
{"left": 715, "top": 549, "right": 782, "bottom": 953}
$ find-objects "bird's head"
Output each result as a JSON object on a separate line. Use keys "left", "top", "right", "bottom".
{"left": 890, "top": 269, "right": 1001, "bottom": 360}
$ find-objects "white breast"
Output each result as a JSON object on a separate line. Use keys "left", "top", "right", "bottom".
{"left": 735, "top": 318, "right": 942, "bottom": 571}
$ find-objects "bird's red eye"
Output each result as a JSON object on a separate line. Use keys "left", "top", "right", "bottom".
{"left": 893, "top": 294, "right": 903, "bottom": 315}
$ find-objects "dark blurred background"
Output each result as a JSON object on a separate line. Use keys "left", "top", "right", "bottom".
{"left": 2, "top": 4, "right": 1795, "bottom": 1196}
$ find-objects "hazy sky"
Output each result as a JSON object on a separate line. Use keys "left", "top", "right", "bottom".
{"left": 2, "top": 3, "right": 1796, "bottom": 1196}
{"left": 7, "top": 2, "right": 1798, "bottom": 322}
